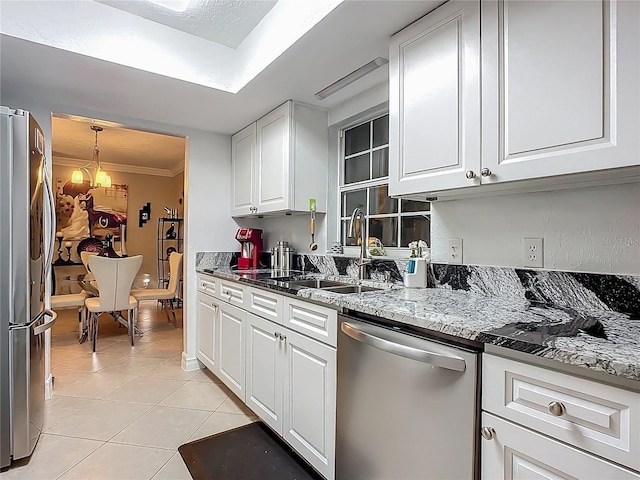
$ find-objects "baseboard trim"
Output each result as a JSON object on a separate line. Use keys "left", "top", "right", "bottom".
{"left": 182, "top": 352, "right": 202, "bottom": 372}
{"left": 45, "top": 374, "right": 54, "bottom": 400}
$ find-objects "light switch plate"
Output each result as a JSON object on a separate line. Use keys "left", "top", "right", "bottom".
{"left": 448, "top": 238, "right": 463, "bottom": 265}
{"left": 523, "top": 238, "right": 544, "bottom": 268}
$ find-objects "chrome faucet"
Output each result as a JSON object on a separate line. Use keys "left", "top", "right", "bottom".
{"left": 348, "top": 207, "right": 370, "bottom": 281}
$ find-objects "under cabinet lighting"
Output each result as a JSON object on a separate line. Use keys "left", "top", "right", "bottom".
{"left": 315, "top": 57, "right": 388, "bottom": 100}
{"left": 145, "top": 0, "right": 192, "bottom": 12}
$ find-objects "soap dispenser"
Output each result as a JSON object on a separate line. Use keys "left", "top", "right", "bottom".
{"left": 403, "top": 248, "right": 428, "bottom": 288}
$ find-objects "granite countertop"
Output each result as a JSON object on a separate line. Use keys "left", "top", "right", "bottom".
{"left": 196, "top": 266, "right": 640, "bottom": 383}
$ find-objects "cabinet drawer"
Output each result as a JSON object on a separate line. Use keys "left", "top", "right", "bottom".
{"left": 247, "top": 287, "right": 283, "bottom": 324}
{"left": 283, "top": 298, "right": 337, "bottom": 347}
{"left": 197, "top": 274, "right": 217, "bottom": 297}
{"left": 483, "top": 354, "right": 640, "bottom": 471}
{"left": 216, "top": 279, "right": 246, "bottom": 307}
{"left": 481, "top": 412, "right": 640, "bottom": 479}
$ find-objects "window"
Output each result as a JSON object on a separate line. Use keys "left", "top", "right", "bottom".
{"left": 339, "top": 114, "right": 430, "bottom": 250}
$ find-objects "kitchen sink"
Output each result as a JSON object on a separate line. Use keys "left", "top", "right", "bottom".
{"left": 284, "top": 279, "right": 351, "bottom": 288}
{"left": 321, "top": 285, "right": 383, "bottom": 294}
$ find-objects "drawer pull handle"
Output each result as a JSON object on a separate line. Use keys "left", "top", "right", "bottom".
{"left": 480, "top": 426, "right": 495, "bottom": 440}
{"left": 548, "top": 401, "right": 566, "bottom": 416}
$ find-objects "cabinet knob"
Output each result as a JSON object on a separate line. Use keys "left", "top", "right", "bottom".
{"left": 274, "top": 331, "right": 280, "bottom": 338}
{"left": 481, "top": 168, "right": 492, "bottom": 177}
{"left": 280, "top": 333, "right": 286, "bottom": 341}
{"left": 480, "top": 426, "right": 496, "bottom": 440}
{"left": 548, "top": 401, "right": 566, "bottom": 416}
{"left": 465, "top": 170, "right": 476, "bottom": 179}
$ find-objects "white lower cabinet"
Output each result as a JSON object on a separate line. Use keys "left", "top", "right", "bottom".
{"left": 482, "top": 354, "right": 640, "bottom": 479}
{"left": 246, "top": 312, "right": 337, "bottom": 480}
{"left": 196, "top": 291, "right": 218, "bottom": 374}
{"left": 217, "top": 301, "right": 246, "bottom": 402}
{"left": 481, "top": 412, "right": 640, "bottom": 480}
{"left": 246, "top": 313, "right": 283, "bottom": 433}
{"left": 282, "top": 328, "right": 336, "bottom": 480}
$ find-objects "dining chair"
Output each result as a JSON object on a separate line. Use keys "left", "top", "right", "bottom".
{"left": 51, "top": 292, "right": 89, "bottom": 342}
{"left": 85, "top": 255, "right": 143, "bottom": 351}
{"left": 80, "top": 251, "right": 98, "bottom": 281}
{"left": 131, "top": 252, "right": 183, "bottom": 327}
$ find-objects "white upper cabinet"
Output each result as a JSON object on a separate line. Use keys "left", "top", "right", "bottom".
{"left": 389, "top": 0, "right": 640, "bottom": 197}
{"left": 389, "top": 0, "right": 481, "bottom": 196}
{"left": 231, "top": 124, "right": 256, "bottom": 217}
{"left": 482, "top": 0, "right": 640, "bottom": 184}
{"left": 231, "top": 101, "right": 329, "bottom": 217}
{"left": 256, "top": 103, "right": 291, "bottom": 213}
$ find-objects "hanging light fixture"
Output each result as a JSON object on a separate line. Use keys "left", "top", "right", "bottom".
{"left": 71, "top": 125, "right": 112, "bottom": 187}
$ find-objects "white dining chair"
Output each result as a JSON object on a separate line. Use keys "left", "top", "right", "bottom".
{"left": 51, "top": 292, "right": 89, "bottom": 341}
{"left": 85, "top": 255, "right": 143, "bottom": 351}
{"left": 131, "top": 252, "right": 183, "bottom": 327}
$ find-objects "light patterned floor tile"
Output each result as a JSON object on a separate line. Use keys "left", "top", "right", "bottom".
{"left": 43, "top": 396, "right": 101, "bottom": 430}
{"left": 59, "top": 442, "right": 174, "bottom": 480}
{"left": 110, "top": 405, "right": 211, "bottom": 450}
{"left": 53, "top": 372, "right": 139, "bottom": 400}
{"left": 45, "top": 399, "right": 151, "bottom": 441}
{"left": 142, "top": 361, "right": 199, "bottom": 381}
{"left": 160, "top": 381, "right": 229, "bottom": 411}
{"left": 98, "top": 355, "right": 167, "bottom": 376}
{"left": 105, "top": 377, "right": 186, "bottom": 404}
{"left": 187, "top": 368, "right": 224, "bottom": 384}
{"left": 51, "top": 369, "right": 94, "bottom": 391}
{"left": 0, "top": 434, "right": 102, "bottom": 480}
{"left": 151, "top": 452, "right": 192, "bottom": 480}
{"left": 55, "top": 352, "right": 125, "bottom": 372}
{"left": 188, "top": 411, "right": 257, "bottom": 442}
{"left": 216, "top": 394, "right": 256, "bottom": 416}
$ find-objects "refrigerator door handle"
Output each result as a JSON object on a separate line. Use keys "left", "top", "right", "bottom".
{"left": 33, "top": 309, "right": 57, "bottom": 336}
{"left": 341, "top": 321, "right": 466, "bottom": 372}
{"left": 43, "top": 166, "right": 56, "bottom": 276}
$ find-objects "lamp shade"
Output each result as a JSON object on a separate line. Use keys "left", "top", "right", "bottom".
{"left": 95, "top": 170, "right": 108, "bottom": 186}
{"left": 71, "top": 169, "right": 84, "bottom": 184}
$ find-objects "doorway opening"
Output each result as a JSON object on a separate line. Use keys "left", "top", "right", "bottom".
{"left": 48, "top": 112, "right": 187, "bottom": 375}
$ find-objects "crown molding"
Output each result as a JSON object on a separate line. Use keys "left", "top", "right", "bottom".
{"left": 52, "top": 156, "right": 176, "bottom": 178}
{"left": 170, "top": 162, "right": 185, "bottom": 177}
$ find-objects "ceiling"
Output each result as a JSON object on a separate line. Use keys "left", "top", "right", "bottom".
{"left": 52, "top": 114, "right": 187, "bottom": 175}
{"left": 96, "top": 0, "right": 277, "bottom": 48}
{"left": 1, "top": 0, "right": 443, "bottom": 169}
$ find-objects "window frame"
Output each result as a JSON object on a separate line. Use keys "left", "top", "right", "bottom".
{"left": 337, "top": 113, "right": 430, "bottom": 256}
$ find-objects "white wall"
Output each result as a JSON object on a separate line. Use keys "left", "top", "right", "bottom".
{"left": 431, "top": 183, "right": 640, "bottom": 275}
{"left": 2, "top": 88, "right": 237, "bottom": 381}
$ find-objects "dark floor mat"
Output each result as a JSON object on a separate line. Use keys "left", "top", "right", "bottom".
{"left": 178, "top": 421, "right": 324, "bottom": 480}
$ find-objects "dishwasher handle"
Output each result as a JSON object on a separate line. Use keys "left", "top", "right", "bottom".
{"left": 341, "top": 322, "right": 466, "bottom": 372}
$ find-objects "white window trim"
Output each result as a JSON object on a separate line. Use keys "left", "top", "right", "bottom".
{"left": 337, "top": 113, "right": 430, "bottom": 253}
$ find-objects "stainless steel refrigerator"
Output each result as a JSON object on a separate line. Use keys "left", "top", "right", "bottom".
{"left": 1, "top": 106, "right": 56, "bottom": 469}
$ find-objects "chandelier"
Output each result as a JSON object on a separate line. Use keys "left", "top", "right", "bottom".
{"left": 71, "top": 125, "right": 112, "bottom": 187}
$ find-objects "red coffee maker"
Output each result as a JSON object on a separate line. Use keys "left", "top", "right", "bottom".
{"left": 235, "top": 228, "right": 263, "bottom": 269}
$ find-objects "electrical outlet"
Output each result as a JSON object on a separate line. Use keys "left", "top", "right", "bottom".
{"left": 448, "top": 238, "right": 463, "bottom": 265}
{"left": 523, "top": 238, "right": 544, "bottom": 268}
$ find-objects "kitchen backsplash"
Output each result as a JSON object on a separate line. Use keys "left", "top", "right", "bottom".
{"left": 196, "top": 252, "right": 640, "bottom": 317}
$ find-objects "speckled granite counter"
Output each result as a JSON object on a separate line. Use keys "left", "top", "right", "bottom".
{"left": 195, "top": 262, "right": 640, "bottom": 383}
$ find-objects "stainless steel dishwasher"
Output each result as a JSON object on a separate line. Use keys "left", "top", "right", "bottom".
{"left": 336, "top": 313, "right": 480, "bottom": 480}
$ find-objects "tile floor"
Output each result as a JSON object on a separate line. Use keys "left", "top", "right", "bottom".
{"left": 2, "top": 301, "right": 257, "bottom": 480}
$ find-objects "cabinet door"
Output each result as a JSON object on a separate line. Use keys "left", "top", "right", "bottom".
{"left": 481, "top": 0, "right": 640, "bottom": 183}
{"left": 256, "top": 102, "right": 291, "bottom": 213}
{"left": 481, "top": 412, "right": 640, "bottom": 480}
{"left": 389, "top": 0, "right": 480, "bottom": 196}
{"left": 196, "top": 292, "right": 218, "bottom": 374}
{"left": 231, "top": 123, "right": 256, "bottom": 216}
{"left": 283, "top": 328, "right": 336, "bottom": 480}
{"left": 245, "top": 313, "right": 283, "bottom": 434}
{"left": 218, "top": 302, "right": 246, "bottom": 401}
